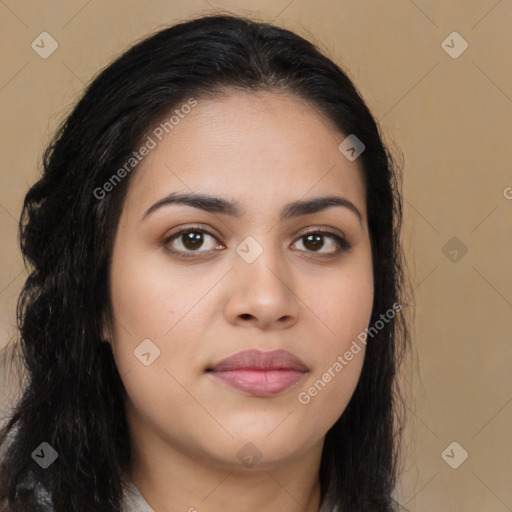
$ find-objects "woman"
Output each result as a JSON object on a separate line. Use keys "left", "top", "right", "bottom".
{"left": 0, "top": 13, "right": 410, "bottom": 512}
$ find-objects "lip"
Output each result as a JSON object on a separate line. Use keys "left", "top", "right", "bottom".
{"left": 206, "top": 349, "right": 308, "bottom": 397}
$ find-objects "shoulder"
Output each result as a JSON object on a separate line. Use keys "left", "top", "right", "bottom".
{"left": 122, "top": 479, "right": 156, "bottom": 512}
{"left": 9, "top": 471, "right": 55, "bottom": 511}
{"left": 10, "top": 472, "right": 153, "bottom": 512}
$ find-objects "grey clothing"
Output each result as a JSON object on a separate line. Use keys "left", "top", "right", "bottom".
{"left": 122, "top": 479, "right": 339, "bottom": 512}
{"left": 29, "top": 474, "right": 337, "bottom": 511}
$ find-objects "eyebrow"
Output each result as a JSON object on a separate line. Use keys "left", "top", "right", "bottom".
{"left": 141, "top": 192, "right": 363, "bottom": 224}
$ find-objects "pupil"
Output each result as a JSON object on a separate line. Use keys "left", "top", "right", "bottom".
{"left": 183, "top": 231, "right": 203, "bottom": 250}
{"left": 304, "top": 234, "right": 323, "bottom": 251}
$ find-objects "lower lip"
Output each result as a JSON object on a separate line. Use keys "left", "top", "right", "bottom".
{"left": 208, "top": 369, "right": 306, "bottom": 396}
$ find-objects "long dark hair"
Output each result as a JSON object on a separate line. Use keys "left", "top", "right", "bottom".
{"left": 0, "top": 13, "right": 410, "bottom": 511}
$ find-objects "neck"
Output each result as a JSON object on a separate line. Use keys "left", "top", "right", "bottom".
{"left": 129, "top": 420, "right": 324, "bottom": 512}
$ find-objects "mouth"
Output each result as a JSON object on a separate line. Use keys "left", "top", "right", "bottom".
{"left": 205, "top": 349, "right": 308, "bottom": 397}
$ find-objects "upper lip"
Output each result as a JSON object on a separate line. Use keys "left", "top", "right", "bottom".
{"left": 207, "top": 349, "right": 308, "bottom": 372}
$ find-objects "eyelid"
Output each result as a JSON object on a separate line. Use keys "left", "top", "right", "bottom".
{"left": 294, "top": 225, "right": 347, "bottom": 242}
{"left": 162, "top": 223, "right": 222, "bottom": 243}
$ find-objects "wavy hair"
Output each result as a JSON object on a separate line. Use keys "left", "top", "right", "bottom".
{"left": 0, "top": 13, "right": 411, "bottom": 511}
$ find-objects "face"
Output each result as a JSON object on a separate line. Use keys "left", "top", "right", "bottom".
{"left": 106, "top": 90, "right": 374, "bottom": 471}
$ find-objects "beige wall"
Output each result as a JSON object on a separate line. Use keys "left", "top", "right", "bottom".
{"left": 0, "top": 1, "right": 510, "bottom": 510}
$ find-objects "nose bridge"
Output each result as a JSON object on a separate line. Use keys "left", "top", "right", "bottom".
{"left": 235, "top": 233, "right": 288, "bottom": 292}
{"left": 226, "top": 233, "right": 298, "bottom": 326}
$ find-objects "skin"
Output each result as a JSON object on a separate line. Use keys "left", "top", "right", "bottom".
{"left": 105, "top": 90, "right": 374, "bottom": 512}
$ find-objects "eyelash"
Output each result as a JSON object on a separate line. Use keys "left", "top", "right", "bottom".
{"left": 162, "top": 224, "right": 353, "bottom": 259}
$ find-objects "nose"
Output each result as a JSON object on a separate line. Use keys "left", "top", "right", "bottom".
{"left": 224, "top": 243, "right": 299, "bottom": 330}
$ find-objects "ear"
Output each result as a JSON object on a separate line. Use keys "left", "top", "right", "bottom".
{"left": 100, "top": 313, "right": 113, "bottom": 344}
{"left": 101, "top": 328, "right": 111, "bottom": 343}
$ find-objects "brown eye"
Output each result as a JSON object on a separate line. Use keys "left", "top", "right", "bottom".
{"left": 179, "top": 230, "right": 206, "bottom": 251}
{"left": 162, "top": 226, "right": 351, "bottom": 260}
{"left": 163, "top": 227, "right": 225, "bottom": 258}
{"left": 303, "top": 233, "right": 325, "bottom": 251}
{"left": 292, "top": 231, "right": 352, "bottom": 256}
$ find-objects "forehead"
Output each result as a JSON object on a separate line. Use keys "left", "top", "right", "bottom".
{"left": 124, "top": 90, "right": 366, "bottom": 220}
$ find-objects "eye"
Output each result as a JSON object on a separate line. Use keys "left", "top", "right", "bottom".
{"left": 162, "top": 226, "right": 352, "bottom": 259}
{"left": 163, "top": 225, "right": 224, "bottom": 258}
{"left": 292, "top": 230, "right": 352, "bottom": 257}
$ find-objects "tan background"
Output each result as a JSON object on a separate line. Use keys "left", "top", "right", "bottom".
{"left": 0, "top": 1, "right": 511, "bottom": 510}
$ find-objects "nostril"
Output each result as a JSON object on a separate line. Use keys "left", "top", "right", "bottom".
{"left": 240, "top": 313, "right": 252, "bottom": 320}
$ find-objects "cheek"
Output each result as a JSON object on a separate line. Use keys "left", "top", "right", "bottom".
{"left": 313, "top": 253, "right": 374, "bottom": 354}
{"left": 295, "top": 277, "right": 371, "bottom": 426}
{"left": 108, "top": 259, "right": 202, "bottom": 432}
{"left": 296, "top": 350, "right": 365, "bottom": 434}
{"left": 297, "top": 252, "right": 373, "bottom": 417}
{"left": 321, "top": 280, "right": 373, "bottom": 339}
{"left": 109, "top": 244, "right": 213, "bottom": 342}
{"left": 107, "top": 244, "right": 219, "bottom": 393}
{"left": 109, "top": 249, "right": 171, "bottom": 337}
